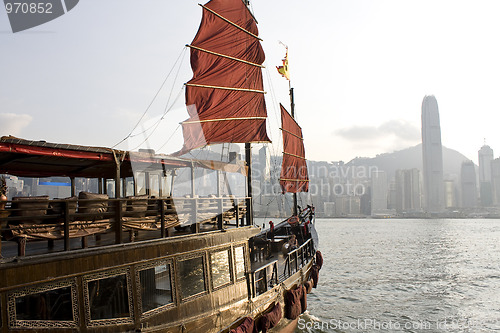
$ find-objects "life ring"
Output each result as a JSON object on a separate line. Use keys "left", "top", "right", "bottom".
{"left": 287, "top": 216, "right": 299, "bottom": 226}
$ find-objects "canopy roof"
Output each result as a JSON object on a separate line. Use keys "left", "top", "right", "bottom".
{"left": 0, "top": 136, "right": 246, "bottom": 179}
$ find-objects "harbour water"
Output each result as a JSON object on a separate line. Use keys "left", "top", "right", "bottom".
{"left": 297, "top": 218, "right": 500, "bottom": 332}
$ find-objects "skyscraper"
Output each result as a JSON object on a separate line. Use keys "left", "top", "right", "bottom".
{"left": 461, "top": 161, "right": 477, "bottom": 208}
{"left": 443, "top": 179, "right": 457, "bottom": 208}
{"left": 370, "top": 170, "right": 387, "bottom": 215}
{"left": 491, "top": 158, "right": 500, "bottom": 206}
{"left": 395, "top": 169, "right": 422, "bottom": 213}
{"left": 421, "top": 95, "right": 445, "bottom": 212}
{"left": 478, "top": 143, "right": 493, "bottom": 206}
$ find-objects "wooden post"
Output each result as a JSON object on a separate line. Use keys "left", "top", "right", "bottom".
{"left": 160, "top": 199, "right": 166, "bottom": 238}
{"left": 217, "top": 198, "right": 223, "bottom": 230}
{"left": 245, "top": 143, "right": 253, "bottom": 226}
{"left": 70, "top": 177, "right": 76, "bottom": 197}
{"left": 133, "top": 172, "right": 137, "bottom": 196}
{"left": 159, "top": 174, "right": 163, "bottom": 198}
{"left": 63, "top": 200, "right": 70, "bottom": 251}
{"left": 122, "top": 178, "right": 127, "bottom": 197}
{"left": 235, "top": 202, "right": 239, "bottom": 228}
{"left": 115, "top": 200, "right": 123, "bottom": 244}
{"left": 115, "top": 167, "right": 121, "bottom": 199}
{"left": 193, "top": 197, "right": 199, "bottom": 232}
{"left": 145, "top": 172, "right": 150, "bottom": 196}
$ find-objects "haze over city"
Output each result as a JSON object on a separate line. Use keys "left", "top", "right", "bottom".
{"left": 2, "top": 1, "right": 500, "bottom": 164}
{"left": 3, "top": 2, "right": 500, "bottom": 332}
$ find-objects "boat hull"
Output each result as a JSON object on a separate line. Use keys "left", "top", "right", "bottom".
{"left": 0, "top": 226, "right": 316, "bottom": 332}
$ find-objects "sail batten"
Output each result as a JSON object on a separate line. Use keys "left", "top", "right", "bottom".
{"left": 280, "top": 128, "right": 304, "bottom": 140}
{"left": 183, "top": 116, "right": 267, "bottom": 124}
{"left": 280, "top": 178, "right": 311, "bottom": 182}
{"left": 283, "top": 151, "right": 307, "bottom": 160}
{"left": 185, "top": 83, "right": 265, "bottom": 93}
{"left": 186, "top": 44, "right": 265, "bottom": 68}
{"left": 280, "top": 104, "right": 309, "bottom": 193}
{"left": 175, "top": 0, "right": 270, "bottom": 156}
{"left": 199, "top": 4, "right": 263, "bottom": 41}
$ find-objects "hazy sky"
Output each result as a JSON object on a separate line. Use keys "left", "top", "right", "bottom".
{"left": 1, "top": 0, "right": 500, "bottom": 164}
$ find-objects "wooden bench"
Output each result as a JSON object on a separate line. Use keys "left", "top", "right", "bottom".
{"left": 5, "top": 193, "right": 112, "bottom": 256}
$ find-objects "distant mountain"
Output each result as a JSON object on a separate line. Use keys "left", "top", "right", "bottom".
{"left": 344, "top": 144, "right": 473, "bottom": 180}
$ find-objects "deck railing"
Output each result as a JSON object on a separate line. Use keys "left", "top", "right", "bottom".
{"left": 250, "top": 259, "right": 278, "bottom": 298}
{"left": 284, "top": 238, "right": 313, "bottom": 277}
{"left": 249, "top": 238, "right": 315, "bottom": 298}
{"left": 0, "top": 196, "right": 249, "bottom": 258}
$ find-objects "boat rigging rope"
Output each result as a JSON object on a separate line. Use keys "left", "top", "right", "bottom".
{"left": 112, "top": 46, "right": 188, "bottom": 149}
{"left": 155, "top": 124, "right": 181, "bottom": 152}
{"left": 127, "top": 86, "right": 184, "bottom": 139}
{"left": 129, "top": 87, "right": 185, "bottom": 152}
{"left": 263, "top": 65, "right": 280, "bottom": 145}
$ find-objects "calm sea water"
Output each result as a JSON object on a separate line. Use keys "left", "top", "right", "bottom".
{"left": 297, "top": 218, "right": 500, "bottom": 333}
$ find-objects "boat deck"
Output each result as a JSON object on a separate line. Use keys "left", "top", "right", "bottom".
{"left": 0, "top": 228, "right": 172, "bottom": 259}
{"left": 0, "top": 199, "right": 246, "bottom": 262}
{"left": 249, "top": 232, "right": 314, "bottom": 297}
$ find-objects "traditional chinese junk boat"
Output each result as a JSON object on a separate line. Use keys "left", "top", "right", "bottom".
{"left": 0, "top": 0, "right": 321, "bottom": 332}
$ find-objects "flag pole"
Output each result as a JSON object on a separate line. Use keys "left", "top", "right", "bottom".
{"left": 278, "top": 43, "right": 299, "bottom": 216}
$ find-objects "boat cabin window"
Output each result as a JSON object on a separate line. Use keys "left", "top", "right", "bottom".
{"left": 210, "top": 249, "right": 232, "bottom": 289}
{"left": 149, "top": 173, "right": 160, "bottom": 197}
{"left": 177, "top": 256, "right": 206, "bottom": 300}
{"left": 75, "top": 177, "right": 99, "bottom": 195}
{"left": 15, "top": 287, "right": 73, "bottom": 321}
{"left": 161, "top": 174, "right": 172, "bottom": 197}
{"left": 138, "top": 263, "right": 174, "bottom": 314}
{"left": 105, "top": 179, "right": 116, "bottom": 198}
{"left": 234, "top": 246, "right": 246, "bottom": 280}
{"left": 9, "top": 280, "right": 78, "bottom": 329}
{"left": 124, "top": 177, "right": 134, "bottom": 196}
{"left": 135, "top": 172, "right": 147, "bottom": 195}
{"left": 36, "top": 177, "right": 72, "bottom": 198}
{"left": 87, "top": 273, "right": 130, "bottom": 320}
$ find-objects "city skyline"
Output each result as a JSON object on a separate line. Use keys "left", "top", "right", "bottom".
{"left": 2, "top": 1, "right": 500, "bottom": 164}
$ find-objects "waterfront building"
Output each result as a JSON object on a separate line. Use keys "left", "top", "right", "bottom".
{"left": 323, "top": 202, "right": 335, "bottom": 217}
{"left": 421, "top": 95, "right": 445, "bottom": 212}
{"left": 444, "top": 179, "right": 457, "bottom": 209}
{"left": 478, "top": 144, "right": 493, "bottom": 206}
{"left": 334, "top": 195, "right": 361, "bottom": 216}
{"left": 387, "top": 179, "right": 397, "bottom": 210}
{"left": 395, "top": 169, "right": 422, "bottom": 213}
{"left": 258, "top": 145, "right": 270, "bottom": 182}
{"left": 460, "top": 161, "right": 477, "bottom": 208}
{"left": 370, "top": 170, "right": 387, "bottom": 215}
{"left": 491, "top": 158, "right": 500, "bottom": 206}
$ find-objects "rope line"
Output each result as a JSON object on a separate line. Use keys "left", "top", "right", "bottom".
{"left": 112, "top": 47, "right": 187, "bottom": 149}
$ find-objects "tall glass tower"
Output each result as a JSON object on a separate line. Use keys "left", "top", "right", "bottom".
{"left": 478, "top": 143, "right": 493, "bottom": 206}
{"left": 421, "top": 95, "right": 445, "bottom": 213}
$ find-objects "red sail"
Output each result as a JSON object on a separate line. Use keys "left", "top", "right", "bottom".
{"left": 279, "top": 104, "right": 309, "bottom": 193}
{"left": 176, "top": 0, "right": 270, "bottom": 155}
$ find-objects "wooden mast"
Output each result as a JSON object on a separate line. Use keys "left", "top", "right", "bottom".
{"left": 245, "top": 0, "right": 254, "bottom": 226}
{"left": 289, "top": 84, "right": 298, "bottom": 216}
{"left": 245, "top": 143, "right": 253, "bottom": 225}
